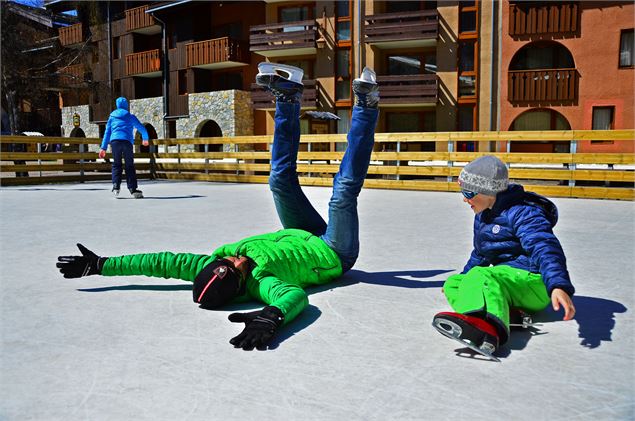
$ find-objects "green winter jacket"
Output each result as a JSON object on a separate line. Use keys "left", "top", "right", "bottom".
{"left": 101, "top": 228, "right": 343, "bottom": 323}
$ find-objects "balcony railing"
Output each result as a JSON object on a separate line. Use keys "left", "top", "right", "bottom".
{"left": 509, "top": 2, "right": 578, "bottom": 36}
{"left": 250, "top": 20, "right": 318, "bottom": 57}
{"left": 125, "top": 49, "right": 161, "bottom": 76}
{"left": 125, "top": 4, "right": 158, "bottom": 33}
{"left": 376, "top": 74, "right": 438, "bottom": 105}
{"left": 59, "top": 23, "right": 83, "bottom": 47}
{"left": 508, "top": 69, "right": 578, "bottom": 103}
{"left": 58, "top": 64, "right": 85, "bottom": 86}
{"left": 186, "top": 37, "right": 249, "bottom": 69}
{"left": 364, "top": 10, "right": 438, "bottom": 46}
{"left": 251, "top": 79, "right": 318, "bottom": 109}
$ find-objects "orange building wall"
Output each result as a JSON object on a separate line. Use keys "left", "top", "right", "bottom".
{"left": 500, "top": 1, "right": 634, "bottom": 153}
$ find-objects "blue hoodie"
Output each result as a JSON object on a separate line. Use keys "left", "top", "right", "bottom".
{"left": 462, "top": 184, "right": 574, "bottom": 296}
{"left": 100, "top": 97, "right": 149, "bottom": 150}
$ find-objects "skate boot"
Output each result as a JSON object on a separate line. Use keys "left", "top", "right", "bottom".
{"left": 256, "top": 62, "right": 304, "bottom": 103}
{"left": 112, "top": 185, "right": 120, "bottom": 198}
{"left": 432, "top": 312, "right": 500, "bottom": 362}
{"left": 352, "top": 67, "right": 379, "bottom": 108}
{"left": 130, "top": 189, "right": 144, "bottom": 199}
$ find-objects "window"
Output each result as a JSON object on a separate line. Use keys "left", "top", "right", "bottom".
{"left": 280, "top": 60, "right": 313, "bottom": 79}
{"left": 458, "top": 41, "right": 477, "bottom": 97}
{"left": 279, "top": 5, "right": 312, "bottom": 32}
{"left": 591, "top": 106, "right": 615, "bottom": 144}
{"left": 335, "top": 50, "right": 351, "bottom": 101}
{"left": 458, "top": 105, "right": 475, "bottom": 131}
{"left": 336, "top": 1, "right": 351, "bottom": 42}
{"left": 387, "top": 52, "right": 436, "bottom": 75}
{"left": 619, "top": 29, "right": 634, "bottom": 67}
{"left": 112, "top": 37, "right": 121, "bottom": 60}
{"left": 592, "top": 107, "right": 614, "bottom": 130}
{"left": 178, "top": 70, "right": 187, "bottom": 95}
{"left": 459, "top": 1, "right": 477, "bottom": 34}
{"left": 335, "top": 2, "right": 352, "bottom": 105}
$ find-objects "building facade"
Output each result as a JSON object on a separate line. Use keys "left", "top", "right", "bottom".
{"left": 46, "top": 1, "right": 633, "bottom": 153}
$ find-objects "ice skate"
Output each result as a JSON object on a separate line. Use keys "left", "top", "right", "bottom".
{"left": 509, "top": 308, "right": 540, "bottom": 329}
{"left": 352, "top": 67, "right": 379, "bottom": 108}
{"left": 130, "top": 189, "right": 144, "bottom": 199}
{"left": 256, "top": 62, "right": 304, "bottom": 103}
{"left": 432, "top": 312, "right": 501, "bottom": 362}
{"left": 112, "top": 185, "right": 120, "bottom": 198}
{"left": 302, "top": 111, "right": 341, "bottom": 121}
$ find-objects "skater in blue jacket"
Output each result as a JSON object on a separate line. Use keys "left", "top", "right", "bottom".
{"left": 99, "top": 97, "right": 149, "bottom": 198}
{"left": 433, "top": 155, "right": 576, "bottom": 361}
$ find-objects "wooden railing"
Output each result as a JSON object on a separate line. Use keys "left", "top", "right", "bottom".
{"left": 186, "top": 37, "right": 248, "bottom": 67}
{"left": 59, "top": 23, "right": 83, "bottom": 47}
{"left": 251, "top": 79, "right": 318, "bottom": 109}
{"left": 509, "top": 2, "right": 578, "bottom": 36}
{"left": 2, "top": 131, "right": 633, "bottom": 200}
{"left": 125, "top": 49, "right": 161, "bottom": 76}
{"left": 125, "top": 4, "right": 156, "bottom": 32}
{"left": 377, "top": 74, "right": 438, "bottom": 105}
{"left": 58, "top": 64, "right": 85, "bottom": 85}
{"left": 508, "top": 69, "right": 578, "bottom": 103}
{"left": 364, "top": 10, "right": 438, "bottom": 43}
{"left": 249, "top": 20, "right": 318, "bottom": 53}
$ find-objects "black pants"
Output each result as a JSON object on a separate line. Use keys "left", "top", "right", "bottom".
{"left": 111, "top": 140, "right": 137, "bottom": 191}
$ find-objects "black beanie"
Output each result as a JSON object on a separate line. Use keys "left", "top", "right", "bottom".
{"left": 193, "top": 259, "right": 242, "bottom": 309}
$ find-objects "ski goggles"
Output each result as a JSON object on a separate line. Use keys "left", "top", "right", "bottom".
{"left": 461, "top": 189, "right": 478, "bottom": 200}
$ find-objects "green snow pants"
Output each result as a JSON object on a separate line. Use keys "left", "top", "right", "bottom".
{"left": 443, "top": 265, "right": 551, "bottom": 342}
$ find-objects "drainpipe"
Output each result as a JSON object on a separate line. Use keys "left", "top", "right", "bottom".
{"left": 489, "top": 0, "right": 498, "bottom": 133}
{"left": 147, "top": 10, "right": 169, "bottom": 141}
{"left": 107, "top": 2, "right": 112, "bottom": 95}
{"left": 357, "top": 0, "right": 362, "bottom": 76}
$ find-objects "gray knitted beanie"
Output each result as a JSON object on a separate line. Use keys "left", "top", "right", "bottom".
{"left": 458, "top": 155, "right": 509, "bottom": 196}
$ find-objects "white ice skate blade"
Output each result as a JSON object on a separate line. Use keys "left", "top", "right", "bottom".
{"left": 432, "top": 320, "right": 501, "bottom": 362}
{"left": 354, "top": 67, "right": 377, "bottom": 85}
{"left": 257, "top": 62, "right": 304, "bottom": 84}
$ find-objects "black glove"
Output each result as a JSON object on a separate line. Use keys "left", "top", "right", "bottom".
{"left": 228, "top": 306, "right": 284, "bottom": 350}
{"left": 56, "top": 243, "right": 107, "bottom": 278}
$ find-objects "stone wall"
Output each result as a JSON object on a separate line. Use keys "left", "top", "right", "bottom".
{"left": 60, "top": 91, "right": 253, "bottom": 153}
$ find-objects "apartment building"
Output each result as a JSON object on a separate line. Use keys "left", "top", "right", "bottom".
{"left": 501, "top": 0, "right": 634, "bottom": 153}
{"left": 47, "top": 1, "right": 633, "bottom": 154}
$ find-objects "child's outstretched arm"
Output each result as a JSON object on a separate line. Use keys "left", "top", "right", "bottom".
{"left": 57, "top": 243, "right": 216, "bottom": 282}
{"left": 551, "top": 288, "right": 576, "bottom": 320}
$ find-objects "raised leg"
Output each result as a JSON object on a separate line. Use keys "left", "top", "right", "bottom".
{"left": 260, "top": 64, "right": 327, "bottom": 235}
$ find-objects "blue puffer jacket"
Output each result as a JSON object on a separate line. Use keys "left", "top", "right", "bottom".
{"left": 100, "top": 97, "right": 149, "bottom": 150}
{"left": 462, "top": 184, "right": 574, "bottom": 296}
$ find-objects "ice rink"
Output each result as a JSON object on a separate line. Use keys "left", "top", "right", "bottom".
{"left": 1, "top": 180, "right": 633, "bottom": 420}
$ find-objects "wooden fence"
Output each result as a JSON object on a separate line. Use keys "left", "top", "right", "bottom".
{"left": 1, "top": 130, "right": 633, "bottom": 200}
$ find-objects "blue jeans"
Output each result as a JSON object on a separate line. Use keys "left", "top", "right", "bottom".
{"left": 111, "top": 140, "right": 138, "bottom": 191}
{"left": 268, "top": 102, "right": 379, "bottom": 272}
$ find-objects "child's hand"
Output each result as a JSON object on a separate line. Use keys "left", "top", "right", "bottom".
{"left": 551, "top": 288, "right": 576, "bottom": 321}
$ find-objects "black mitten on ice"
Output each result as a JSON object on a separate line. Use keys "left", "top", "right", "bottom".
{"left": 56, "top": 243, "right": 107, "bottom": 278}
{"left": 228, "top": 306, "right": 284, "bottom": 350}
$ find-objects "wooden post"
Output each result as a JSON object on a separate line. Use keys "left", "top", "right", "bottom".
{"left": 447, "top": 139, "right": 454, "bottom": 183}
{"left": 204, "top": 143, "right": 209, "bottom": 175}
{"left": 79, "top": 142, "right": 85, "bottom": 182}
{"left": 569, "top": 139, "right": 577, "bottom": 187}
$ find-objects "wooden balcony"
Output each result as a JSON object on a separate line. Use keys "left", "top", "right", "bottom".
{"left": 186, "top": 37, "right": 249, "bottom": 70}
{"left": 125, "top": 49, "right": 162, "bottom": 77}
{"left": 251, "top": 79, "right": 318, "bottom": 110}
{"left": 125, "top": 4, "right": 160, "bottom": 35}
{"left": 58, "top": 64, "right": 86, "bottom": 86}
{"left": 59, "top": 23, "right": 83, "bottom": 47}
{"left": 508, "top": 69, "right": 578, "bottom": 103}
{"left": 250, "top": 20, "right": 318, "bottom": 58}
{"left": 509, "top": 2, "right": 579, "bottom": 37}
{"left": 377, "top": 74, "right": 438, "bottom": 107}
{"left": 364, "top": 10, "right": 438, "bottom": 49}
